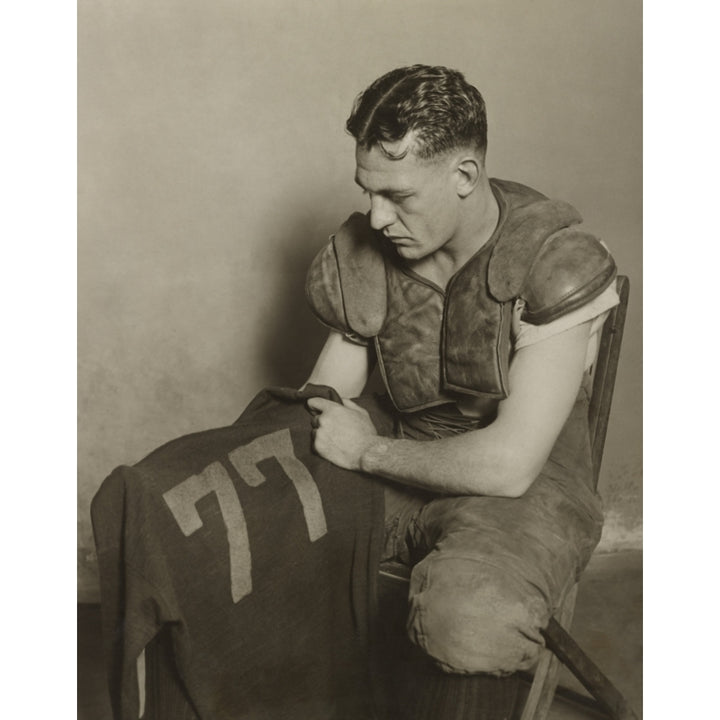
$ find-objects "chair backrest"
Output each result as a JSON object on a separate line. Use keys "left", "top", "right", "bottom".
{"left": 587, "top": 275, "right": 630, "bottom": 491}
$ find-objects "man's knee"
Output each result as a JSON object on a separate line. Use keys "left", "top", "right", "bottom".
{"left": 406, "top": 554, "right": 550, "bottom": 675}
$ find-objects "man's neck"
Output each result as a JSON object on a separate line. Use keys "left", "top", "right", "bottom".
{"left": 452, "top": 174, "right": 499, "bottom": 262}
{"left": 413, "top": 175, "right": 499, "bottom": 288}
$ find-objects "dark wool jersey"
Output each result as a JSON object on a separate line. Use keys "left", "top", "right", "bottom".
{"left": 92, "top": 386, "right": 385, "bottom": 720}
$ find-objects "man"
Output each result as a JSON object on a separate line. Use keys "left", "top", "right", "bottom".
{"left": 303, "top": 64, "right": 618, "bottom": 719}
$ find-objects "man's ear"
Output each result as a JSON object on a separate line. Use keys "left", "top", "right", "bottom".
{"left": 455, "top": 157, "right": 481, "bottom": 198}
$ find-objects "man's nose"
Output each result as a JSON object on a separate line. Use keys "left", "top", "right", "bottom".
{"left": 369, "top": 195, "right": 396, "bottom": 231}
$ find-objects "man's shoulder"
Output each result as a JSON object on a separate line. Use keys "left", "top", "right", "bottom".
{"left": 488, "top": 178, "right": 616, "bottom": 324}
{"left": 305, "top": 212, "right": 387, "bottom": 338}
{"left": 490, "top": 178, "right": 549, "bottom": 208}
{"left": 521, "top": 230, "right": 616, "bottom": 325}
{"left": 487, "top": 179, "right": 584, "bottom": 302}
{"left": 490, "top": 177, "right": 581, "bottom": 225}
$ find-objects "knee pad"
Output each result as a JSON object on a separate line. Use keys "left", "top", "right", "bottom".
{"left": 406, "top": 554, "right": 550, "bottom": 674}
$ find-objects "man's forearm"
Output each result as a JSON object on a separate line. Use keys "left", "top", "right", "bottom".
{"left": 359, "top": 431, "right": 535, "bottom": 498}
{"left": 308, "top": 323, "right": 591, "bottom": 498}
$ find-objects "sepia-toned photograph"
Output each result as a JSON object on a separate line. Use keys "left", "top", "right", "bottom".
{"left": 77, "top": 1, "right": 643, "bottom": 718}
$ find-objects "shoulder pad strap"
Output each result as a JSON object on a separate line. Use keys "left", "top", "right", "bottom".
{"left": 521, "top": 229, "right": 617, "bottom": 325}
{"left": 305, "top": 213, "right": 387, "bottom": 337}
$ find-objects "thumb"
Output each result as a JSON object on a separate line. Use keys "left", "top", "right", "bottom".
{"left": 341, "top": 397, "right": 364, "bottom": 412}
{"left": 306, "top": 397, "right": 333, "bottom": 413}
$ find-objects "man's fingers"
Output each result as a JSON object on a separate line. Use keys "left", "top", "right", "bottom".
{"left": 306, "top": 397, "right": 334, "bottom": 413}
{"left": 341, "top": 397, "right": 362, "bottom": 411}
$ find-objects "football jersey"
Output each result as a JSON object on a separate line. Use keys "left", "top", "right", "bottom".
{"left": 92, "top": 386, "right": 385, "bottom": 720}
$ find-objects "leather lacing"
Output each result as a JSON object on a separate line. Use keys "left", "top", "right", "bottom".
{"left": 397, "top": 406, "right": 488, "bottom": 440}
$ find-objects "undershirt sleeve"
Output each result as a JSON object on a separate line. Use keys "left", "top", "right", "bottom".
{"left": 342, "top": 330, "right": 370, "bottom": 347}
{"left": 512, "top": 281, "right": 620, "bottom": 370}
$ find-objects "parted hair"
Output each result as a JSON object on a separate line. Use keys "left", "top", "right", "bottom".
{"left": 346, "top": 65, "right": 487, "bottom": 161}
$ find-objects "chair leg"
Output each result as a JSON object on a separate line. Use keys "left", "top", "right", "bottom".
{"left": 519, "top": 584, "right": 577, "bottom": 720}
{"left": 541, "top": 618, "right": 638, "bottom": 720}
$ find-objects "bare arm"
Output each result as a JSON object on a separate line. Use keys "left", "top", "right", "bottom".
{"left": 302, "top": 330, "right": 372, "bottom": 399}
{"left": 308, "top": 320, "right": 592, "bottom": 498}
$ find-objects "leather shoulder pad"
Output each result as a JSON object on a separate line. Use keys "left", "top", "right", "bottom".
{"left": 487, "top": 197, "right": 583, "bottom": 302}
{"left": 521, "top": 229, "right": 617, "bottom": 325}
{"left": 305, "top": 213, "right": 387, "bottom": 337}
{"left": 305, "top": 241, "right": 349, "bottom": 333}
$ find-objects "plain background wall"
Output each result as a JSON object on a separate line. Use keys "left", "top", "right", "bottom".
{"left": 78, "top": 0, "right": 642, "bottom": 601}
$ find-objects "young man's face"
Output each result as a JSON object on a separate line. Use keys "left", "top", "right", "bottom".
{"left": 354, "top": 138, "right": 462, "bottom": 261}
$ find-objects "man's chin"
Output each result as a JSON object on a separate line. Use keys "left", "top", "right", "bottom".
{"left": 394, "top": 244, "right": 420, "bottom": 259}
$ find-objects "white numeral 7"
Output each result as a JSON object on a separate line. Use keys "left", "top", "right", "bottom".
{"left": 163, "top": 429, "right": 327, "bottom": 603}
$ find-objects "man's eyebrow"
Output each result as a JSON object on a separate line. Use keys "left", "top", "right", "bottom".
{"left": 354, "top": 176, "right": 412, "bottom": 196}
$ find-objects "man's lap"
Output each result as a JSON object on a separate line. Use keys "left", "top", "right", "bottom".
{"left": 361, "top": 389, "right": 603, "bottom": 674}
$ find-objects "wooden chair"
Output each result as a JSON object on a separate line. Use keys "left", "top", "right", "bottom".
{"left": 378, "top": 275, "right": 636, "bottom": 720}
{"left": 519, "top": 274, "right": 635, "bottom": 720}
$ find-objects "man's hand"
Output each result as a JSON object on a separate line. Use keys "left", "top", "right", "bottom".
{"left": 306, "top": 397, "right": 380, "bottom": 471}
